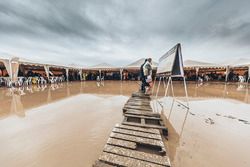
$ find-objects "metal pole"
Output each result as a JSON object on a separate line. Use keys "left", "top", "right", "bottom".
{"left": 183, "top": 76, "right": 189, "bottom": 108}
{"left": 153, "top": 77, "right": 162, "bottom": 113}
{"left": 164, "top": 76, "right": 170, "bottom": 97}
{"left": 151, "top": 76, "right": 157, "bottom": 95}
{"left": 155, "top": 77, "right": 162, "bottom": 99}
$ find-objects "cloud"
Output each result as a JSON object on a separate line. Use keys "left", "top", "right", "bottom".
{"left": 0, "top": 0, "right": 249, "bottom": 66}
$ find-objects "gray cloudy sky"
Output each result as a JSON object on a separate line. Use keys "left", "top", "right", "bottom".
{"left": 0, "top": 0, "right": 249, "bottom": 66}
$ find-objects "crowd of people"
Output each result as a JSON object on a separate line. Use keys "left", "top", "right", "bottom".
{"left": 1, "top": 62, "right": 249, "bottom": 88}
{"left": 184, "top": 70, "right": 249, "bottom": 83}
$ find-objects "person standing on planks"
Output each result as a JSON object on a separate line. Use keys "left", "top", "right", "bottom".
{"left": 143, "top": 58, "right": 153, "bottom": 94}
{"left": 140, "top": 59, "right": 148, "bottom": 93}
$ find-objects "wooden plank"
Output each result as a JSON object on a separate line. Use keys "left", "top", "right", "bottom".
{"left": 112, "top": 127, "right": 162, "bottom": 140}
{"left": 94, "top": 91, "right": 171, "bottom": 167}
{"left": 99, "top": 152, "right": 167, "bottom": 167}
{"left": 128, "top": 97, "right": 150, "bottom": 102}
{"left": 126, "top": 101, "right": 150, "bottom": 106}
{"left": 123, "top": 105, "right": 153, "bottom": 112}
{"left": 124, "top": 110, "right": 160, "bottom": 117}
{"left": 132, "top": 93, "right": 151, "bottom": 99}
{"left": 115, "top": 124, "right": 160, "bottom": 135}
{"left": 103, "top": 145, "right": 170, "bottom": 166}
{"left": 124, "top": 114, "right": 162, "bottom": 120}
{"left": 122, "top": 121, "right": 167, "bottom": 130}
{"left": 93, "top": 161, "right": 115, "bottom": 167}
{"left": 107, "top": 138, "right": 136, "bottom": 149}
{"left": 127, "top": 98, "right": 150, "bottom": 103}
{"left": 110, "top": 132, "right": 166, "bottom": 151}
{"left": 123, "top": 108, "right": 153, "bottom": 114}
{"left": 126, "top": 102, "right": 151, "bottom": 107}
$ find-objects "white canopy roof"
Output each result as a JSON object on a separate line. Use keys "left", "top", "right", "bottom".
{"left": 0, "top": 56, "right": 82, "bottom": 69}
{"left": 87, "top": 63, "right": 120, "bottom": 71}
{"left": 184, "top": 60, "right": 223, "bottom": 68}
{"left": 222, "top": 58, "right": 250, "bottom": 67}
{"left": 124, "top": 58, "right": 158, "bottom": 70}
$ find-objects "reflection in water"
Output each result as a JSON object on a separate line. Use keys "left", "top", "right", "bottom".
{"left": 0, "top": 81, "right": 250, "bottom": 167}
{"left": 156, "top": 83, "right": 250, "bottom": 167}
{"left": 0, "top": 81, "right": 249, "bottom": 119}
{"left": 0, "top": 81, "right": 140, "bottom": 118}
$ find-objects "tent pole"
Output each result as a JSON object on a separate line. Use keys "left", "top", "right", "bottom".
{"left": 151, "top": 76, "right": 157, "bottom": 95}
{"left": 99, "top": 69, "right": 101, "bottom": 81}
{"left": 152, "top": 76, "right": 162, "bottom": 113}
{"left": 164, "top": 76, "right": 170, "bottom": 97}
{"left": 120, "top": 69, "right": 123, "bottom": 81}
{"left": 183, "top": 76, "right": 189, "bottom": 108}
{"left": 248, "top": 66, "right": 250, "bottom": 83}
{"left": 155, "top": 76, "right": 162, "bottom": 99}
{"left": 9, "top": 60, "right": 13, "bottom": 85}
{"left": 225, "top": 66, "right": 229, "bottom": 82}
{"left": 195, "top": 67, "right": 199, "bottom": 82}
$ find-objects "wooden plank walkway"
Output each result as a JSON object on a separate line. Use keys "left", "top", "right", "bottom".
{"left": 93, "top": 92, "right": 171, "bottom": 167}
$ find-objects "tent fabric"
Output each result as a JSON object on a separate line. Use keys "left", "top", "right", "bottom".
{"left": 248, "top": 66, "right": 250, "bottom": 81}
{"left": 222, "top": 58, "right": 250, "bottom": 67}
{"left": 225, "top": 66, "right": 230, "bottom": 82}
{"left": 65, "top": 68, "right": 69, "bottom": 81}
{"left": 120, "top": 68, "right": 123, "bottom": 80}
{"left": 11, "top": 61, "right": 19, "bottom": 82}
{"left": 79, "top": 70, "right": 82, "bottom": 80}
{"left": 184, "top": 60, "right": 222, "bottom": 68}
{"left": 87, "top": 63, "right": 120, "bottom": 71}
{"left": 124, "top": 58, "right": 158, "bottom": 70}
{"left": 44, "top": 65, "right": 50, "bottom": 78}
{"left": 1, "top": 59, "right": 12, "bottom": 78}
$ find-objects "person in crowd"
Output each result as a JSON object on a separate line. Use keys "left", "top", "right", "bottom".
{"left": 244, "top": 70, "right": 249, "bottom": 81}
{"left": 143, "top": 58, "right": 153, "bottom": 94}
{"left": 140, "top": 59, "right": 148, "bottom": 93}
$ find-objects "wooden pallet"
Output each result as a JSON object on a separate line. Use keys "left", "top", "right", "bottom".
{"left": 93, "top": 92, "right": 171, "bottom": 167}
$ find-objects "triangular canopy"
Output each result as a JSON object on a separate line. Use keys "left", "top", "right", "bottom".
{"left": 87, "top": 63, "right": 119, "bottom": 71}
{"left": 124, "top": 58, "right": 158, "bottom": 70}
{"left": 222, "top": 58, "right": 250, "bottom": 67}
{"left": 184, "top": 60, "right": 222, "bottom": 68}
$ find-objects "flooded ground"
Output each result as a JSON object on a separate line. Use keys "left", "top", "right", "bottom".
{"left": 152, "top": 81, "right": 250, "bottom": 167}
{"left": 0, "top": 81, "right": 249, "bottom": 167}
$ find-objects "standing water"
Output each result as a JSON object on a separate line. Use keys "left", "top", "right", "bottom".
{"left": 0, "top": 81, "right": 249, "bottom": 167}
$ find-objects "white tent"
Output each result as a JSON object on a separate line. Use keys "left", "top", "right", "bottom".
{"left": 86, "top": 63, "right": 120, "bottom": 80}
{"left": 87, "top": 63, "right": 120, "bottom": 71}
{"left": 124, "top": 58, "right": 158, "bottom": 70}
{"left": 1, "top": 55, "right": 83, "bottom": 82}
{"left": 0, "top": 57, "right": 12, "bottom": 78}
{"left": 184, "top": 59, "right": 225, "bottom": 81}
{"left": 68, "top": 63, "right": 84, "bottom": 81}
{"left": 183, "top": 60, "right": 222, "bottom": 68}
{"left": 221, "top": 58, "right": 250, "bottom": 82}
{"left": 221, "top": 58, "right": 250, "bottom": 67}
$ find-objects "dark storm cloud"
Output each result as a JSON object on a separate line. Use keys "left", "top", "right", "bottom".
{"left": 0, "top": 0, "right": 249, "bottom": 66}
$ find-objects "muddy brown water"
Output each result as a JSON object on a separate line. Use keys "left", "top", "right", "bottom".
{"left": 0, "top": 81, "right": 249, "bottom": 167}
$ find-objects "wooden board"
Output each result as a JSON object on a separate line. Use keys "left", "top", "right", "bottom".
{"left": 103, "top": 145, "right": 170, "bottom": 166}
{"left": 126, "top": 101, "right": 150, "bottom": 106}
{"left": 110, "top": 132, "right": 166, "bottom": 152}
{"left": 99, "top": 152, "right": 168, "bottom": 167}
{"left": 124, "top": 110, "right": 160, "bottom": 117}
{"left": 132, "top": 92, "right": 151, "bottom": 98}
{"left": 107, "top": 138, "right": 136, "bottom": 149}
{"left": 112, "top": 127, "right": 162, "bottom": 140}
{"left": 124, "top": 114, "right": 162, "bottom": 120}
{"left": 94, "top": 91, "right": 171, "bottom": 167}
{"left": 115, "top": 124, "right": 160, "bottom": 135}
{"left": 122, "top": 121, "right": 167, "bottom": 130}
{"left": 128, "top": 97, "right": 150, "bottom": 102}
{"left": 93, "top": 161, "right": 115, "bottom": 167}
{"left": 123, "top": 105, "right": 153, "bottom": 112}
